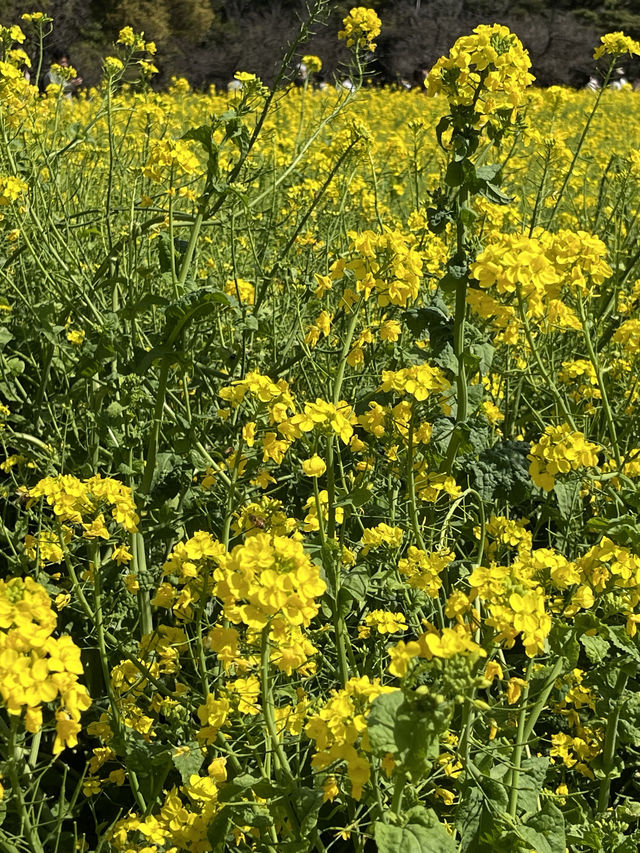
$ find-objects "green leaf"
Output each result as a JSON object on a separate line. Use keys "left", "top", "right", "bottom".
{"left": 182, "top": 124, "right": 215, "bottom": 154}
{"left": 480, "top": 181, "right": 512, "bottom": 205}
{"left": 172, "top": 741, "right": 205, "bottom": 784}
{"left": 553, "top": 479, "right": 578, "bottom": 520}
{"left": 367, "top": 690, "right": 450, "bottom": 778}
{"left": 217, "top": 773, "right": 263, "bottom": 803}
{"left": 374, "top": 807, "right": 456, "bottom": 853}
{"left": 546, "top": 621, "right": 579, "bottom": 670}
{"left": 457, "top": 767, "right": 508, "bottom": 853}
{"left": 119, "top": 293, "right": 169, "bottom": 320}
{"left": 580, "top": 633, "right": 610, "bottom": 664}
{"left": 291, "top": 787, "right": 323, "bottom": 837}
{"left": 337, "top": 485, "right": 373, "bottom": 508}
{"left": 518, "top": 800, "right": 566, "bottom": 853}
{"left": 517, "top": 756, "right": 550, "bottom": 814}
{"left": 618, "top": 692, "right": 640, "bottom": 746}
{"left": 207, "top": 809, "right": 230, "bottom": 852}
{"left": 0, "top": 326, "right": 13, "bottom": 351}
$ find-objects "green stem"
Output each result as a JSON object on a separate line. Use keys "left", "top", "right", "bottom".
{"left": 260, "top": 627, "right": 294, "bottom": 781}
{"left": 547, "top": 59, "right": 615, "bottom": 229}
{"left": 140, "top": 361, "right": 170, "bottom": 496}
{"left": 391, "top": 774, "right": 405, "bottom": 817}
{"left": 92, "top": 548, "right": 147, "bottom": 814}
{"left": 443, "top": 213, "right": 468, "bottom": 472}
{"left": 577, "top": 296, "right": 621, "bottom": 467}
{"left": 406, "top": 416, "right": 425, "bottom": 551}
{"left": 6, "top": 719, "right": 44, "bottom": 853}
{"left": 597, "top": 670, "right": 628, "bottom": 812}
{"left": 508, "top": 658, "right": 534, "bottom": 818}
{"left": 515, "top": 284, "right": 577, "bottom": 429}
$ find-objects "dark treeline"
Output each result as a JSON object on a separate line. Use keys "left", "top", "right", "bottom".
{"left": 2, "top": 0, "right": 640, "bottom": 89}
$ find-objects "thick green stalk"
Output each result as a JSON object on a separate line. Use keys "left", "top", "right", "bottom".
{"left": 406, "top": 417, "right": 425, "bottom": 551}
{"left": 443, "top": 214, "right": 468, "bottom": 472}
{"left": 597, "top": 670, "right": 628, "bottom": 812}
{"left": 508, "top": 658, "right": 534, "bottom": 818}
{"left": 260, "top": 627, "right": 294, "bottom": 781}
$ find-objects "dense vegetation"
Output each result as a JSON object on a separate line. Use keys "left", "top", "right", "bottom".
{"left": 3, "top": 4, "right": 640, "bottom": 852}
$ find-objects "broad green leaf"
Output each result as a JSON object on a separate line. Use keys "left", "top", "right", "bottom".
{"left": 374, "top": 807, "right": 456, "bottom": 853}
{"left": 518, "top": 800, "right": 566, "bottom": 853}
{"left": 517, "top": 756, "right": 550, "bottom": 814}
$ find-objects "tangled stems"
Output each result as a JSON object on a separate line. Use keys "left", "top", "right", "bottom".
{"left": 6, "top": 718, "right": 44, "bottom": 853}
{"left": 515, "top": 283, "right": 577, "bottom": 429}
{"left": 546, "top": 56, "right": 617, "bottom": 229}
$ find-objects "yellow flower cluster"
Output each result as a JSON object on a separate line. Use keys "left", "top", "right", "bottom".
{"left": 0, "top": 577, "right": 90, "bottom": 752}
{"left": 426, "top": 24, "right": 534, "bottom": 121}
{"left": 0, "top": 175, "right": 28, "bottom": 205}
{"left": 387, "top": 625, "right": 485, "bottom": 678}
{"left": 576, "top": 537, "right": 640, "bottom": 632}
{"left": 360, "top": 523, "right": 403, "bottom": 555}
{"left": 331, "top": 230, "right": 423, "bottom": 308}
{"left": 558, "top": 359, "right": 601, "bottom": 407}
{"left": 142, "top": 139, "right": 200, "bottom": 183}
{"left": 305, "top": 676, "right": 396, "bottom": 800}
{"left": 337, "top": 7, "right": 382, "bottom": 52}
{"left": 361, "top": 609, "right": 407, "bottom": 635}
{"left": 528, "top": 424, "right": 600, "bottom": 491}
{"left": 379, "top": 364, "right": 450, "bottom": 402}
{"left": 110, "top": 763, "right": 226, "bottom": 853}
{"left": 593, "top": 31, "right": 640, "bottom": 60}
{"left": 215, "top": 532, "right": 325, "bottom": 630}
{"left": 232, "top": 496, "right": 297, "bottom": 537}
{"left": 219, "top": 370, "right": 294, "bottom": 409}
{"left": 398, "top": 546, "right": 454, "bottom": 595}
{"left": 468, "top": 562, "right": 552, "bottom": 656}
{"left": 278, "top": 398, "right": 357, "bottom": 445}
{"left": 301, "top": 54, "right": 322, "bottom": 74}
{"left": 470, "top": 229, "right": 611, "bottom": 335}
{"left": 28, "top": 473, "right": 139, "bottom": 533}
{"left": 117, "top": 25, "right": 156, "bottom": 55}
{"left": 158, "top": 529, "right": 326, "bottom": 676}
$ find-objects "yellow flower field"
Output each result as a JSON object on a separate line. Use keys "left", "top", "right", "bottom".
{"left": 2, "top": 5, "right": 640, "bottom": 851}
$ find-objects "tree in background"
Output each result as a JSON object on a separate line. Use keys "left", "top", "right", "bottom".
{"left": 0, "top": 0, "right": 639, "bottom": 88}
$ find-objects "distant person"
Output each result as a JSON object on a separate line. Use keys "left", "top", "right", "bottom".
{"left": 609, "top": 67, "right": 627, "bottom": 90}
{"left": 44, "top": 48, "right": 82, "bottom": 98}
{"left": 294, "top": 60, "right": 308, "bottom": 86}
{"left": 412, "top": 67, "right": 429, "bottom": 91}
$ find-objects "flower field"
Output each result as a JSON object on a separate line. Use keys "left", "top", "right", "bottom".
{"left": 4, "top": 6, "right": 640, "bottom": 852}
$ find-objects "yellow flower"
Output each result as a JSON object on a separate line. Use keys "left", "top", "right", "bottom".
{"left": 323, "top": 775, "right": 339, "bottom": 802}
{"left": 302, "top": 454, "right": 327, "bottom": 477}
{"left": 66, "top": 329, "right": 85, "bottom": 346}
{"left": 593, "top": 31, "right": 640, "bottom": 60}
{"left": 506, "top": 677, "right": 528, "bottom": 705}
{"left": 338, "top": 7, "right": 382, "bottom": 52}
{"left": 302, "top": 54, "right": 322, "bottom": 73}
